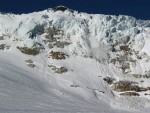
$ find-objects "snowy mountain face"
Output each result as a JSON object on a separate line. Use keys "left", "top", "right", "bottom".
{"left": 1, "top": 6, "right": 150, "bottom": 113}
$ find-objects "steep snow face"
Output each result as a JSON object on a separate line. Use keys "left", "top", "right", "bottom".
{"left": 0, "top": 10, "right": 148, "bottom": 45}
{"left": 1, "top": 9, "right": 150, "bottom": 73}
{"left": 0, "top": 8, "right": 150, "bottom": 113}
{"left": 0, "top": 9, "right": 150, "bottom": 58}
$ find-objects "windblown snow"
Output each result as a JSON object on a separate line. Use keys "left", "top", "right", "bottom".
{"left": 0, "top": 6, "right": 150, "bottom": 113}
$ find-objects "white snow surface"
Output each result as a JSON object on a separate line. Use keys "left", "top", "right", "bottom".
{"left": 0, "top": 8, "right": 150, "bottom": 113}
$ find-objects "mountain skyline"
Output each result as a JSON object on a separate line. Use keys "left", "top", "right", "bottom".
{"left": 0, "top": 0, "right": 150, "bottom": 20}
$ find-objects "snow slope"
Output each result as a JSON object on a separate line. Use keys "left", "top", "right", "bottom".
{"left": 0, "top": 6, "right": 150, "bottom": 113}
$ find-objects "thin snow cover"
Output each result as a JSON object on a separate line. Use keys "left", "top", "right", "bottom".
{"left": 0, "top": 7, "right": 150, "bottom": 113}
